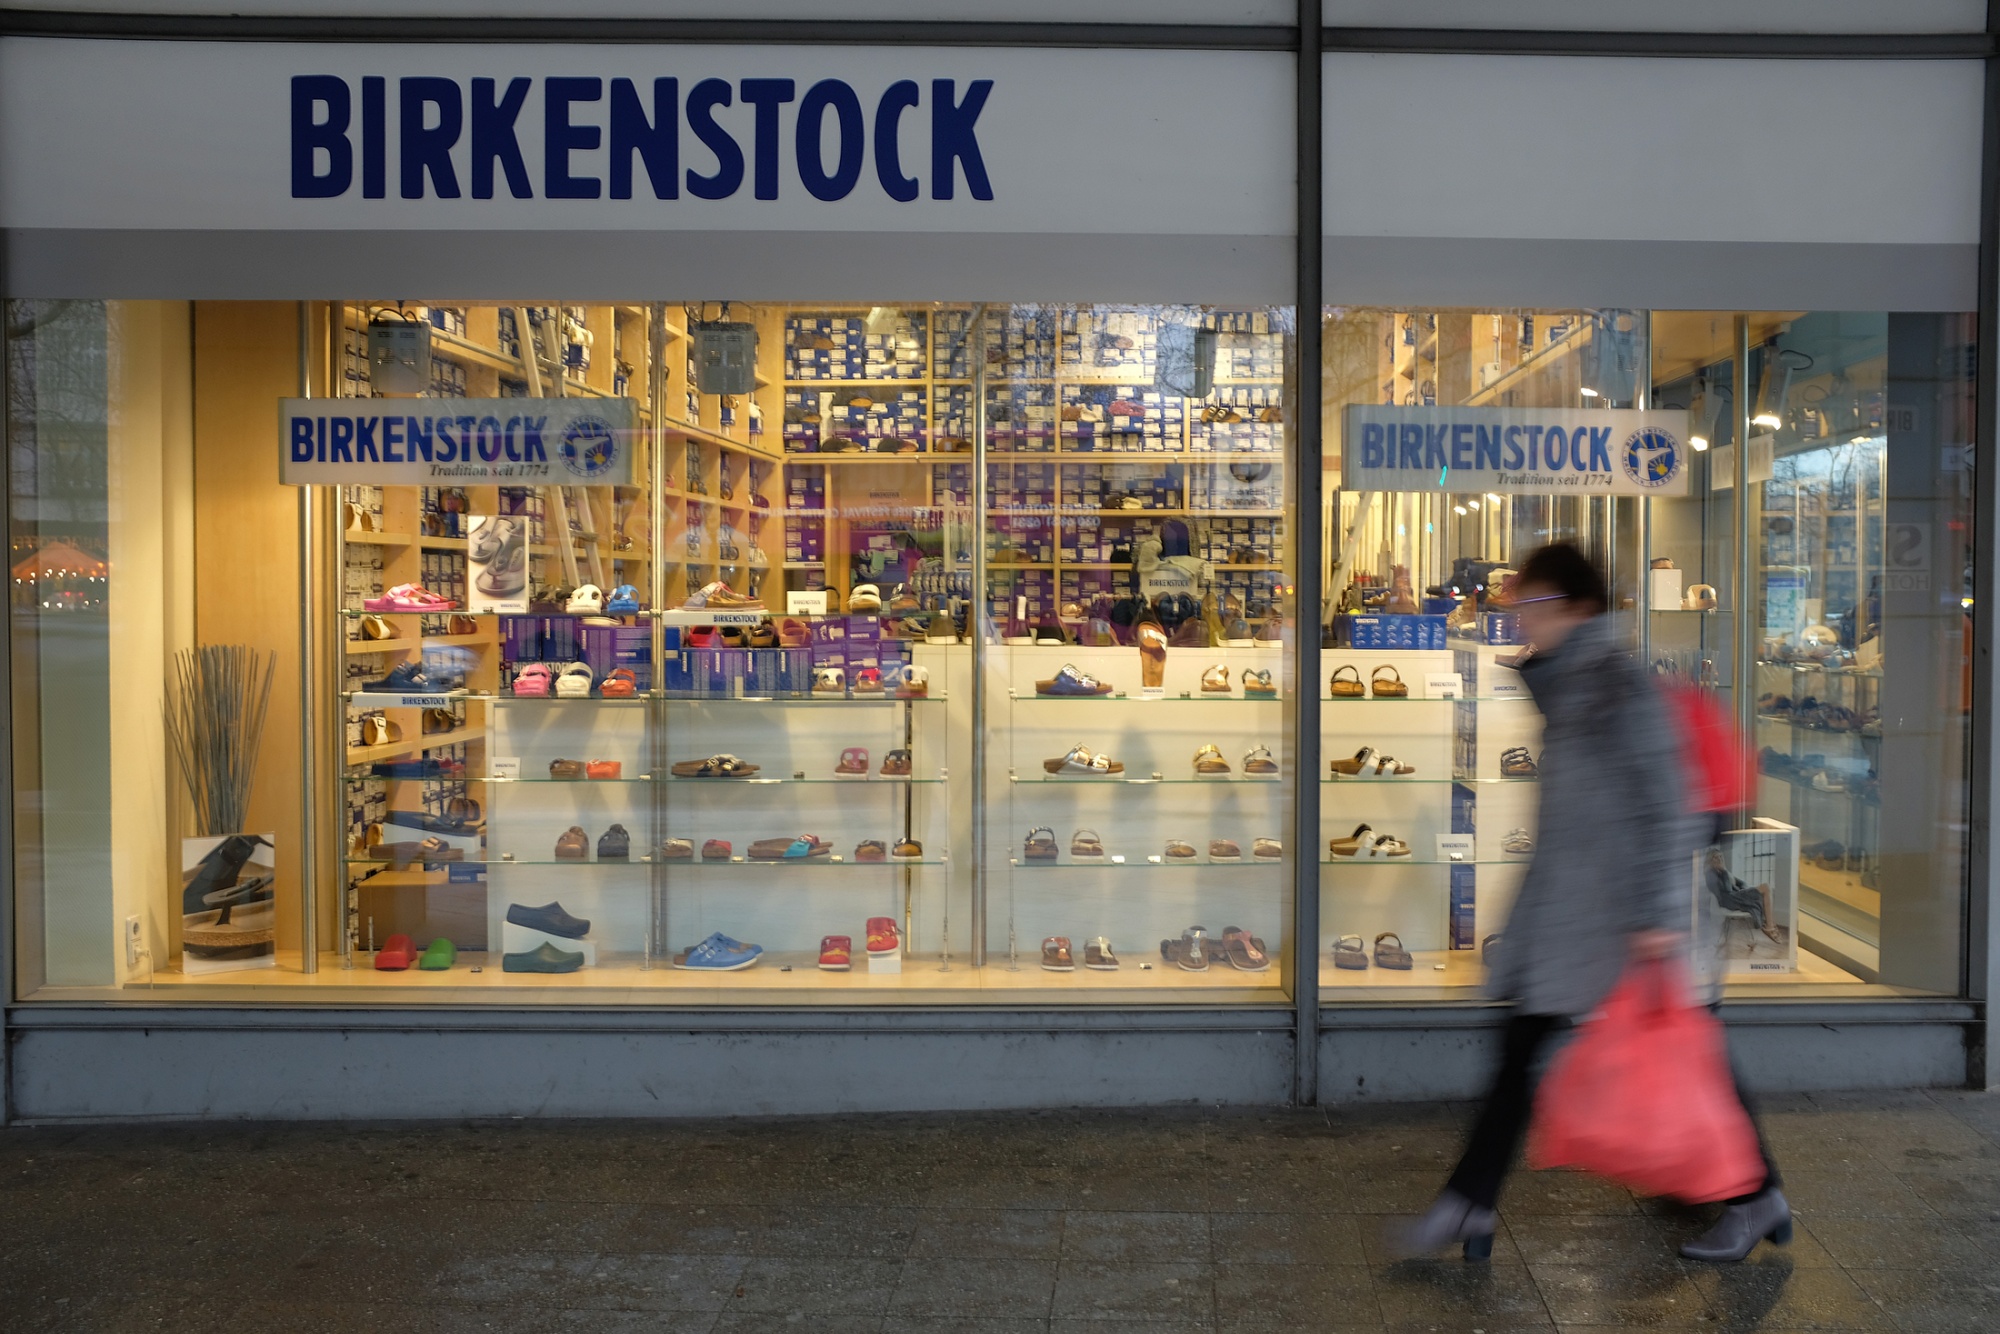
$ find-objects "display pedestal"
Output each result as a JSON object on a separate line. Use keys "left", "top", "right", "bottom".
{"left": 868, "top": 950, "right": 903, "bottom": 974}
{"left": 501, "top": 922, "right": 598, "bottom": 963}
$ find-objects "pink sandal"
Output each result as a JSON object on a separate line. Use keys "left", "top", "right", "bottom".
{"left": 512, "top": 663, "right": 553, "bottom": 697}
{"left": 834, "top": 747, "right": 870, "bottom": 779}
{"left": 364, "top": 583, "right": 458, "bottom": 613}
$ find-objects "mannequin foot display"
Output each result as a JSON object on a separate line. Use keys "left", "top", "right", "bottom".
{"left": 1680, "top": 1188, "right": 1792, "bottom": 1262}
{"left": 1387, "top": 1189, "right": 1498, "bottom": 1261}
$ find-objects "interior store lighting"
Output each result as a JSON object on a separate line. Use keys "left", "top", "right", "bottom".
{"left": 1454, "top": 504, "right": 1469, "bottom": 515}
{"left": 1466, "top": 500, "right": 1481, "bottom": 510}
{"left": 1688, "top": 376, "right": 1723, "bottom": 452}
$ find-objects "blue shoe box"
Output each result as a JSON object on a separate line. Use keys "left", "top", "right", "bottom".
{"left": 1337, "top": 613, "right": 1446, "bottom": 650}
{"left": 580, "top": 625, "right": 651, "bottom": 690}
{"left": 502, "top": 615, "right": 542, "bottom": 661}
{"left": 1482, "top": 612, "right": 1523, "bottom": 645}
{"left": 1450, "top": 864, "right": 1477, "bottom": 951}
{"left": 541, "top": 615, "right": 580, "bottom": 661}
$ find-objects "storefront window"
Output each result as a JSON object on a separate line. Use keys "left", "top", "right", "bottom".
{"left": 1317, "top": 307, "right": 1972, "bottom": 999}
{"left": 9, "top": 298, "right": 1296, "bottom": 1003}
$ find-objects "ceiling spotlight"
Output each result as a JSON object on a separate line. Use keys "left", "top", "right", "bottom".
{"left": 1579, "top": 386, "right": 1600, "bottom": 398}
{"left": 1466, "top": 500, "right": 1480, "bottom": 510}
{"left": 1752, "top": 412, "right": 1783, "bottom": 429}
{"left": 1453, "top": 504, "right": 1468, "bottom": 516}
{"left": 1485, "top": 492, "right": 1502, "bottom": 503}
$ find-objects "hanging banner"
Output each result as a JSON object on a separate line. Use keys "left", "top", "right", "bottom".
{"left": 1341, "top": 406, "right": 1691, "bottom": 497}
{"left": 279, "top": 397, "right": 636, "bottom": 485}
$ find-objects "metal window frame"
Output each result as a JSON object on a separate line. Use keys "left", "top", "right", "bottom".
{"left": 1, "top": 8, "right": 1993, "bottom": 1120}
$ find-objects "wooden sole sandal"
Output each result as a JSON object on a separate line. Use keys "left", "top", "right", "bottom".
{"left": 1329, "top": 824, "right": 1374, "bottom": 856}
{"left": 1193, "top": 744, "right": 1232, "bottom": 777}
{"left": 1373, "top": 932, "right": 1414, "bottom": 969}
{"left": 1329, "top": 664, "right": 1365, "bottom": 697}
{"left": 1331, "top": 935, "right": 1369, "bottom": 969}
{"left": 1370, "top": 665, "right": 1409, "bottom": 697}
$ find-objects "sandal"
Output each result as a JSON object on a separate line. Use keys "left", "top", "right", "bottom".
{"left": 669, "top": 754, "right": 760, "bottom": 778}
{"left": 1041, "top": 936, "right": 1075, "bottom": 972}
{"left": 1193, "top": 743, "right": 1232, "bottom": 777}
{"left": 1084, "top": 937, "right": 1120, "bottom": 970}
{"left": 879, "top": 748, "right": 913, "bottom": 777}
{"left": 1500, "top": 746, "right": 1539, "bottom": 778}
{"left": 1201, "top": 664, "right": 1231, "bottom": 694}
{"left": 1208, "top": 839, "right": 1242, "bottom": 863}
{"left": 1252, "top": 837, "right": 1282, "bottom": 861}
{"left": 1370, "top": 665, "right": 1409, "bottom": 698}
{"left": 598, "top": 667, "right": 638, "bottom": 698}
{"left": 1330, "top": 746, "right": 1415, "bottom": 778}
{"left": 1043, "top": 744, "right": 1125, "bottom": 776}
{"left": 854, "top": 839, "right": 887, "bottom": 863}
{"left": 1329, "top": 823, "right": 1375, "bottom": 856}
{"left": 554, "top": 661, "right": 594, "bottom": 698}
{"left": 1359, "top": 832, "right": 1412, "bottom": 858}
{"left": 1161, "top": 926, "right": 1209, "bottom": 971}
{"left": 1243, "top": 669, "right": 1277, "bottom": 698}
{"left": 834, "top": 747, "right": 870, "bottom": 778}
{"left": 358, "top": 613, "right": 396, "bottom": 640}
{"left": 1222, "top": 926, "right": 1269, "bottom": 971}
{"left": 549, "top": 758, "right": 585, "bottom": 780}
{"left": 1330, "top": 664, "right": 1365, "bottom": 698}
{"left": 476, "top": 534, "right": 528, "bottom": 596}
{"left": 1164, "top": 839, "right": 1198, "bottom": 862}
{"left": 364, "top": 583, "right": 458, "bottom": 614}
{"left": 1070, "top": 828, "right": 1104, "bottom": 858}
{"left": 468, "top": 515, "right": 517, "bottom": 562}
{"left": 1374, "top": 932, "right": 1414, "bottom": 969}
{"left": 1036, "top": 663, "right": 1113, "bottom": 696}
{"left": 1242, "top": 745, "right": 1279, "bottom": 777}
{"left": 1502, "top": 828, "right": 1534, "bottom": 854}
{"left": 1023, "top": 826, "right": 1058, "bottom": 862}
{"left": 660, "top": 837, "right": 694, "bottom": 861}
{"left": 1331, "top": 934, "right": 1369, "bottom": 970}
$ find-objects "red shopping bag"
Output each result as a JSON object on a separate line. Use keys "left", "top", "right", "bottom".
{"left": 1527, "top": 958, "right": 1765, "bottom": 1203}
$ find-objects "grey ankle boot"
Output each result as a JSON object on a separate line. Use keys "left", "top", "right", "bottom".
{"left": 1680, "top": 1188, "right": 1792, "bottom": 1262}
{"left": 1389, "top": 1188, "right": 1498, "bottom": 1261}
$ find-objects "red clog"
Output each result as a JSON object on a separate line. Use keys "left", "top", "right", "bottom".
{"left": 375, "top": 933, "right": 416, "bottom": 970}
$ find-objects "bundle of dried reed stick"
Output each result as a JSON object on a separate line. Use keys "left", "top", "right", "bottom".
{"left": 165, "top": 645, "right": 276, "bottom": 837}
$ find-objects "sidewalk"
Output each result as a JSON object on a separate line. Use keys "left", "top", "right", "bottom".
{"left": 3, "top": 1088, "right": 1997, "bottom": 1333}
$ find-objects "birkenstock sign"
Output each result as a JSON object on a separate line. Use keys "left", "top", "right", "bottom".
{"left": 279, "top": 398, "right": 637, "bottom": 485}
{"left": 1341, "top": 407, "right": 1691, "bottom": 498}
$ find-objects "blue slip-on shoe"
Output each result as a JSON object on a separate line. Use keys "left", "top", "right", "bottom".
{"left": 673, "top": 933, "right": 763, "bottom": 971}
{"left": 1035, "top": 663, "right": 1113, "bottom": 697}
{"left": 364, "top": 661, "right": 433, "bottom": 693}
{"left": 605, "top": 584, "right": 641, "bottom": 614}
{"left": 505, "top": 901, "right": 591, "bottom": 939}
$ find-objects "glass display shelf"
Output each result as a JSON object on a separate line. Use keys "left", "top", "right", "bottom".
{"left": 1008, "top": 858, "right": 1283, "bottom": 870}
{"left": 1011, "top": 774, "right": 1285, "bottom": 785}
{"left": 1320, "top": 857, "right": 1529, "bottom": 867}
{"left": 347, "top": 856, "right": 950, "bottom": 868}
{"left": 1009, "top": 693, "right": 1285, "bottom": 703}
{"left": 1319, "top": 776, "right": 1538, "bottom": 785}
{"left": 662, "top": 775, "right": 946, "bottom": 785}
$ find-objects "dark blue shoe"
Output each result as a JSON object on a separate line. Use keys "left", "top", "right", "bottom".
{"left": 365, "top": 661, "right": 433, "bottom": 692}
{"left": 506, "top": 901, "right": 590, "bottom": 939}
{"left": 371, "top": 759, "right": 444, "bottom": 778}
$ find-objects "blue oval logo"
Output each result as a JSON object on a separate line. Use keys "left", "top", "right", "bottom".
{"left": 1621, "top": 426, "right": 1681, "bottom": 489}
{"left": 559, "top": 416, "right": 619, "bottom": 478}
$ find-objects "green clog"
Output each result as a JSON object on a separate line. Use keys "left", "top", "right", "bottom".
{"left": 417, "top": 938, "right": 456, "bottom": 970}
{"left": 502, "top": 941, "right": 584, "bottom": 974}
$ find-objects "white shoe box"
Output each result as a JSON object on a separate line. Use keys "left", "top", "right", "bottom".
{"left": 867, "top": 950, "right": 902, "bottom": 974}
{"left": 501, "top": 921, "right": 596, "bottom": 964}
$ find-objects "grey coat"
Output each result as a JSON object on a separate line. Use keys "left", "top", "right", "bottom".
{"left": 1484, "top": 614, "right": 1692, "bottom": 1018}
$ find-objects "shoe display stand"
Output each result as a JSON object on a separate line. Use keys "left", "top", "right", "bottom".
{"left": 1315, "top": 647, "right": 1538, "bottom": 989}
{"left": 992, "top": 644, "right": 1288, "bottom": 993}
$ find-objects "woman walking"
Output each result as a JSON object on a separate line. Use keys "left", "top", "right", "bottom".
{"left": 1395, "top": 543, "right": 1789, "bottom": 1263}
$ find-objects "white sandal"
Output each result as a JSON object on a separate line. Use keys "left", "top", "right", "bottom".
{"left": 554, "top": 661, "right": 595, "bottom": 698}
{"left": 1200, "top": 664, "right": 1231, "bottom": 694}
{"left": 1044, "top": 743, "right": 1124, "bottom": 776}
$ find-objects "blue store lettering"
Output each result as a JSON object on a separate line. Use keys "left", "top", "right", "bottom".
{"left": 290, "top": 74, "right": 995, "bottom": 202}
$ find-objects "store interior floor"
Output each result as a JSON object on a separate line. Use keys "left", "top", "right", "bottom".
{"left": 4, "top": 1088, "right": 1997, "bottom": 1332}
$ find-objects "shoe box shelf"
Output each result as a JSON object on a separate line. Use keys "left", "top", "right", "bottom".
{"left": 767, "top": 306, "right": 1288, "bottom": 626}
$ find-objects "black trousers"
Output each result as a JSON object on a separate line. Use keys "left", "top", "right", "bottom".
{"left": 1443, "top": 1011, "right": 1781, "bottom": 1211}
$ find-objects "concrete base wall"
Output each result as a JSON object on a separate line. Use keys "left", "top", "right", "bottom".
{"left": 2, "top": 1003, "right": 1976, "bottom": 1122}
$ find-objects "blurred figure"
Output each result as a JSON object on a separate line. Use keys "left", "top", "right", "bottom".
{"left": 1393, "top": 543, "right": 1788, "bottom": 1263}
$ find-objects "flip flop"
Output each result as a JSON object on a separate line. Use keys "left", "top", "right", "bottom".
{"left": 1331, "top": 935, "right": 1369, "bottom": 969}
{"left": 1374, "top": 932, "right": 1414, "bottom": 969}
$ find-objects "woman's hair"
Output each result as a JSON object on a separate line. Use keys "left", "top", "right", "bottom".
{"left": 1514, "top": 542, "right": 1609, "bottom": 614}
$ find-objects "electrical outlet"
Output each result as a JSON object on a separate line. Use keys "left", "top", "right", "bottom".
{"left": 125, "top": 915, "right": 143, "bottom": 967}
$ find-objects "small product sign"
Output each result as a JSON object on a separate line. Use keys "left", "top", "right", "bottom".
{"left": 1342, "top": 406, "right": 1691, "bottom": 497}
{"left": 279, "top": 397, "right": 636, "bottom": 485}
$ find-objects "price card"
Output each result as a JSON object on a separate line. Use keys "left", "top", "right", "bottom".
{"left": 1436, "top": 834, "right": 1475, "bottom": 862}
{"left": 1423, "top": 672, "right": 1463, "bottom": 700}
{"left": 787, "top": 590, "right": 828, "bottom": 615}
{"left": 488, "top": 756, "right": 521, "bottom": 781}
